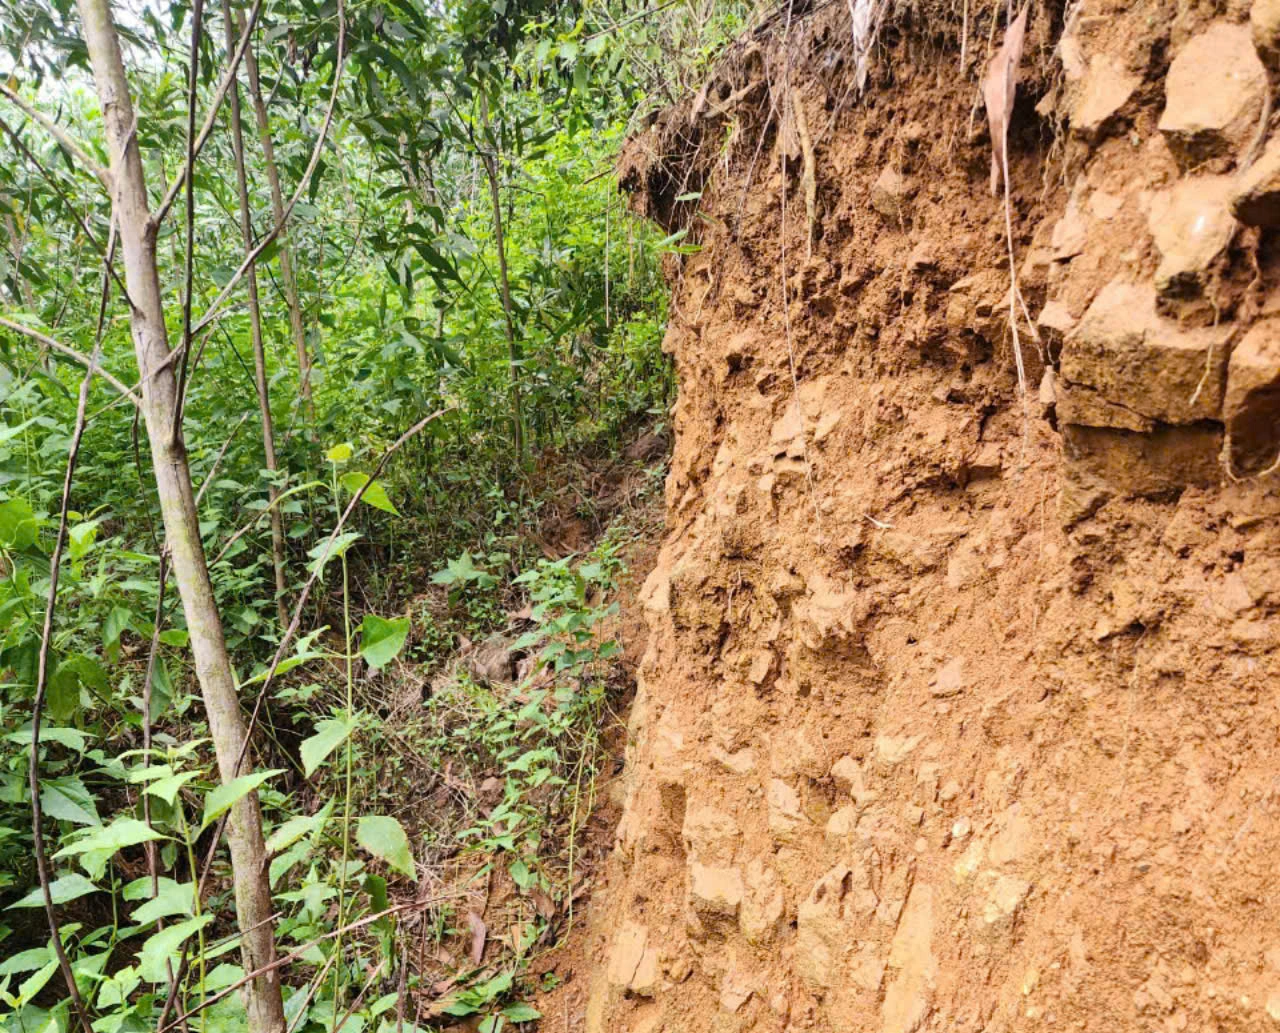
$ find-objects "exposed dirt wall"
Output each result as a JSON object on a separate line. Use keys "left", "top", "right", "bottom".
{"left": 585, "top": 1, "right": 1280, "bottom": 1031}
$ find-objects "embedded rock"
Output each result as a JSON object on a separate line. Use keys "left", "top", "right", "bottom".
{"left": 871, "top": 167, "right": 911, "bottom": 220}
{"left": 796, "top": 866, "right": 855, "bottom": 987}
{"left": 978, "top": 873, "right": 1032, "bottom": 940}
{"left": 1225, "top": 319, "right": 1280, "bottom": 474}
{"left": 607, "top": 921, "right": 661, "bottom": 997}
{"left": 1059, "top": 281, "right": 1229, "bottom": 428}
{"left": 830, "top": 755, "right": 867, "bottom": 797}
{"left": 882, "top": 885, "right": 937, "bottom": 1033}
{"left": 1231, "top": 136, "right": 1280, "bottom": 227}
{"left": 1069, "top": 54, "right": 1139, "bottom": 138}
{"left": 1158, "top": 23, "right": 1266, "bottom": 163}
{"left": 682, "top": 806, "right": 742, "bottom": 865}
{"left": 1147, "top": 175, "right": 1237, "bottom": 297}
{"left": 1037, "top": 299, "right": 1076, "bottom": 352}
{"left": 766, "top": 778, "right": 806, "bottom": 839}
{"left": 1060, "top": 423, "right": 1224, "bottom": 523}
{"left": 739, "top": 858, "right": 785, "bottom": 943}
{"left": 1253, "top": 0, "right": 1280, "bottom": 74}
{"left": 690, "top": 862, "right": 745, "bottom": 920}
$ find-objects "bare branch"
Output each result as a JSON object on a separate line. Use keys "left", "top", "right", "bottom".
{"left": 0, "top": 315, "right": 140, "bottom": 406}
{"left": 170, "top": 0, "right": 207, "bottom": 444}
{"left": 29, "top": 225, "right": 119, "bottom": 1033}
{"left": 151, "top": 0, "right": 266, "bottom": 228}
{"left": 0, "top": 113, "right": 131, "bottom": 303}
{"left": 194, "top": 412, "right": 250, "bottom": 506}
{"left": 190, "top": 2, "right": 347, "bottom": 339}
{"left": 0, "top": 81, "right": 111, "bottom": 189}
{"left": 191, "top": 405, "right": 454, "bottom": 930}
{"left": 157, "top": 905, "right": 425, "bottom": 1033}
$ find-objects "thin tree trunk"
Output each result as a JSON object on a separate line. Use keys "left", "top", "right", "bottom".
{"left": 240, "top": 21, "right": 314, "bottom": 425}
{"left": 478, "top": 89, "right": 522, "bottom": 460}
{"left": 223, "top": 0, "right": 288, "bottom": 628}
{"left": 74, "top": 4, "right": 286, "bottom": 1032}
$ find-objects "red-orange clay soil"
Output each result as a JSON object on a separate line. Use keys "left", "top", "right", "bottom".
{"left": 544, "top": 1, "right": 1280, "bottom": 1030}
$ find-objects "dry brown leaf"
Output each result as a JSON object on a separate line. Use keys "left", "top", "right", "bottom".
{"left": 983, "top": 5, "right": 1029, "bottom": 196}
{"left": 466, "top": 910, "right": 487, "bottom": 965}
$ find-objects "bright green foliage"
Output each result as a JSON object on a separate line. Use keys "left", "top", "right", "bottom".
{"left": 0, "top": 0, "right": 754, "bottom": 1028}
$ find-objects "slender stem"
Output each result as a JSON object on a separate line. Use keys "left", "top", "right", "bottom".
{"left": 242, "top": 18, "right": 314, "bottom": 425}
{"left": 27, "top": 225, "right": 118, "bottom": 1033}
{"left": 330, "top": 459, "right": 356, "bottom": 1030}
{"left": 0, "top": 316, "right": 139, "bottom": 405}
{"left": 222, "top": 0, "right": 289, "bottom": 626}
{"left": 151, "top": 0, "right": 266, "bottom": 228}
{"left": 478, "top": 87, "right": 523, "bottom": 460}
{"left": 171, "top": 0, "right": 206, "bottom": 445}
{"left": 190, "top": 1, "right": 347, "bottom": 340}
{"left": 0, "top": 80, "right": 110, "bottom": 187}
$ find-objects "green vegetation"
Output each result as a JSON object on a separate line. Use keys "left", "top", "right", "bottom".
{"left": 0, "top": 0, "right": 754, "bottom": 1030}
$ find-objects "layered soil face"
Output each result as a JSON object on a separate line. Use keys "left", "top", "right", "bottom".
{"left": 582, "top": 1, "right": 1280, "bottom": 1031}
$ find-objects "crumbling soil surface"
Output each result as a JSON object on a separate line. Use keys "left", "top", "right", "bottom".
{"left": 571, "top": 1, "right": 1280, "bottom": 1031}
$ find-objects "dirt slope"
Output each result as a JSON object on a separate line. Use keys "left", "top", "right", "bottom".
{"left": 576, "top": 1, "right": 1280, "bottom": 1031}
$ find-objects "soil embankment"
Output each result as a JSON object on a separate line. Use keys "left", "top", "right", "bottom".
{"left": 576, "top": 3, "right": 1280, "bottom": 1030}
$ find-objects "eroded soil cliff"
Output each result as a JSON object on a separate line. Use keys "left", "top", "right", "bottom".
{"left": 580, "top": 1, "right": 1280, "bottom": 1030}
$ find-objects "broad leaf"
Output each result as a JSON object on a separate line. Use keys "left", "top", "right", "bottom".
{"left": 201, "top": 770, "right": 284, "bottom": 830}
{"left": 356, "top": 816, "right": 416, "bottom": 881}
{"left": 306, "top": 532, "right": 362, "bottom": 580}
{"left": 138, "top": 914, "right": 214, "bottom": 983}
{"left": 6, "top": 874, "right": 99, "bottom": 910}
{"left": 340, "top": 472, "right": 399, "bottom": 515}
{"left": 53, "top": 818, "right": 165, "bottom": 858}
{"left": 265, "top": 799, "right": 333, "bottom": 854}
{"left": 6, "top": 725, "right": 91, "bottom": 753}
{"left": 0, "top": 497, "right": 38, "bottom": 549}
{"left": 129, "top": 878, "right": 195, "bottom": 925}
{"left": 0, "top": 947, "right": 50, "bottom": 975}
{"left": 300, "top": 717, "right": 358, "bottom": 777}
{"left": 358, "top": 615, "right": 409, "bottom": 670}
{"left": 40, "top": 776, "right": 100, "bottom": 826}
{"left": 144, "top": 770, "right": 200, "bottom": 806}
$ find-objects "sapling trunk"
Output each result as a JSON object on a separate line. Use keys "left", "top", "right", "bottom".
{"left": 222, "top": 0, "right": 289, "bottom": 628}
{"left": 74, "top": 2, "right": 286, "bottom": 1030}
{"left": 479, "top": 88, "right": 524, "bottom": 460}
{"left": 241, "top": 19, "right": 314, "bottom": 425}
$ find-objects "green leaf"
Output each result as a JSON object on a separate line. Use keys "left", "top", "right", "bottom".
{"left": 0, "top": 497, "right": 38, "bottom": 549}
{"left": 138, "top": 914, "right": 214, "bottom": 982}
{"left": 64, "top": 653, "right": 108, "bottom": 696}
{"left": 339, "top": 472, "right": 399, "bottom": 515}
{"left": 144, "top": 771, "right": 199, "bottom": 806}
{"left": 356, "top": 816, "right": 415, "bottom": 881}
{"left": 129, "top": 878, "right": 195, "bottom": 925}
{"left": 158, "top": 629, "right": 189, "bottom": 648}
{"left": 508, "top": 858, "right": 534, "bottom": 892}
{"left": 53, "top": 818, "right": 166, "bottom": 858}
{"left": 18, "top": 959, "right": 58, "bottom": 1003}
{"left": 6, "top": 874, "right": 99, "bottom": 910}
{"left": 300, "top": 717, "right": 358, "bottom": 777}
{"left": 201, "top": 770, "right": 283, "bottom": 831}
{"left": 40, "top": 776, "right": 100, "bottom": 826}
{"left": 325, "top": 442, "right": 353, "bottom": 463}
{"left": 0, "top": 947, "right": 50, "bottom": 974}
{"left": 306, "top": 532, "right": 362, "bottom": 580}
{"left": 0, "top": 416, "right": 39, "bottom": 448}
{"left": 358, "top": 615, "right": 409, "bottom": 670}
{"left": 502, "top": 1003, "right": 542, "bottom": 1022}
{"left": 46, "top": 664, "right": 80, "bottom": 723}
{"left": 265, "top": 800, "right": 333, "bottom": 854}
